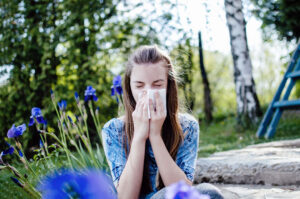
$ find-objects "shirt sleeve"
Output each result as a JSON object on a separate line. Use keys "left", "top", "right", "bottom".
{"left": 176, "top": 116, "right": 200, "bottom": 182}
{"left": 101, "top": 119, "right": 127, "bottom": 187}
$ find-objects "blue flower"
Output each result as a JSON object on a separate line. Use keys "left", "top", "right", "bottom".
{"left": 18, "top": 150, "right": 23, "bottom": 157}
{"left": 50, "top": 89, "right": 55, "bottom": 100}
{"left": 74, "top": 91, "right": 80, "bottom": 103}
{"left": 7, "top": 124, "right": 26, "bottom": 138}
{"left": 67, "top": 115, "right": 73, "bottom": 124}
{"left": 10, "top": 177, "right": 23, "bottom": 188}
{"left": 0, "top": 143, "right": 13, "bottom": 164}
{"left": 2, "top": 146, "right": 14, "bottom": 156}
{"left": 111, "top": 75, "right": 123, "bottom": 96}
{"left": 37, "top": 169, "right": 117, "bottom": 199}
{"left": 57, "top": 100, "right": 67, "bottom": 111}
{"left": 29, "top": 107, "right": 46, "bottom": 126}
{"left": 84, "top": 86, "right": 98, "bottom": 102}
{"left": 43, "top": 120, "right": 48, "bottom": 130}
{"left": 39, "top": 139, "right": 43, "bottom": 148}
{"left": 165, "top": 181, "right": 210, "bottom": 199}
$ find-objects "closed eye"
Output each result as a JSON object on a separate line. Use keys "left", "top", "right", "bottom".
{"left": 136, "top": 85, "right": 162, "bottom": 88}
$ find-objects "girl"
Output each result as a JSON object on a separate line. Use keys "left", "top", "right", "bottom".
{"left": 102, "top": 45, "right": 224, "bottom": 199}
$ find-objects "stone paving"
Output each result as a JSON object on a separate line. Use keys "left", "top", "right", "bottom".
{"left": 195, "top": 139, "right": 300, "bottom": 198}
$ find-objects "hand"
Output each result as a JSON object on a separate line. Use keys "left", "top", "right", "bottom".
{"left": 132, "top": 91, "right": 149, "bottom": 142}
{"left": 149, "top": 91, "right": 166, "bottom": 141}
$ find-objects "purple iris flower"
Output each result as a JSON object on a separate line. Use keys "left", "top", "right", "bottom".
{"left": 10, "top": 177, "right": 23, "bottom": 188}
{"left": 57, "top": 100, "right": 67, "bottom": 111}
{"left": 18, "top": 150, "right": 23, "bottom": 157}
{"left": 0, "top": 142, "right": 13, "bottom": 164}
{"left": 39, "top": 139, "right": 43, "bottom": 148}
{"left": 37, "top": 169, "right": 117, "bottom": 199}
{"left": 29, "top": 107, "right": 46, "bottom": 126}
{"left": 1, "top": 146, "right": 14, "bottom": 158}
{"left": 50, "top": 89, "right": 55, "bottom": 100}
{"left": 67, "top": 116, "right": 73, "bottom": 123}
{"left": 43, "top": 120, "right": 48, "bottom": 130}
{"left": 74, "top": 91, "right": 79, "bottom": 103}
{"left": 111, "top": 75, "right": 123, "bottom": 96}
{"left": 165, "top": 181, "right": 210, "bottom": 199}
{"left": 84, "top": 86, "right": 98, "bottom": 102}
{"left": 7, "top": 124, "right": 26, "bottom": 138}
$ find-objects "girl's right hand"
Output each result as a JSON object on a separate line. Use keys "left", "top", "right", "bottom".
{"left": 132, "top": 91, "right": 149, "bottom": 142}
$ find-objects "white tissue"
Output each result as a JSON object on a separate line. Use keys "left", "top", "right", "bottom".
{"left": 147, "top": 89, "right": 167, "bottom": 119}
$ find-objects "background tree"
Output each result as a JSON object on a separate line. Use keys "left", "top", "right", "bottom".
{"left": 224, "top": 0, "right": 262, "bottom": 126}
{"left": 251, "top": 0, "right": 300, "bottom": 42}
{"left": 251, "top": 0, "right": 300, "bottom": 98}
{"left": 198, "top": 31, "right": 213, "bottom": 123}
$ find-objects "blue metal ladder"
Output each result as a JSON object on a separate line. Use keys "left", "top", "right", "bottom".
{"left": 256, "top": 43, "right": 300, "bottom": 139}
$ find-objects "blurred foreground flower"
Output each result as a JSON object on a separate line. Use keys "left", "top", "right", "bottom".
{"left": 38, "top": 169, "right": 117, "bottom": 199}
{"left": 7, "top": 124, "right": 26, "bottom": 138}
{"left": 166, "top": 181, "right": 210, "bottom": 199}
{"left": 84, "top": 86, "right": 98, "bottom": 102}
{"left": 29, "top": 107, "right": 46, "bottom": 126}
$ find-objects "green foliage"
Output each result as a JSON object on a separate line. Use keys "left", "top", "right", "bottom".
{"left": 251, "top": 0, "right": 300, "bottom": 42}
{"left": 295, "top": 81, "right": 300, "bottom": 98}
{"left": 0, "top": 0, "right": 176, "bottom": 152}
{"left": 187, "top": 50, "right": 235, "bottom": 118}
{"left": 171, "top": 38, "right": 196, "bottom": 111}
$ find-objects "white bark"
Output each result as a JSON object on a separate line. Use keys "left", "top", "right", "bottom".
{"left": 224, "top": 0, "right": 260, "bottom": 123}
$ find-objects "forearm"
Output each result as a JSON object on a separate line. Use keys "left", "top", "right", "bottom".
{"left": 117, "top": 137, "right": 146, "bottom": 199}
{"left": 150, "top": 135, "right": 192, "bottom": 186}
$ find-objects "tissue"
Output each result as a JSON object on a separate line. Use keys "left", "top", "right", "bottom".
{"left": 147, "top": 89, "right": 167, "bottom": 119}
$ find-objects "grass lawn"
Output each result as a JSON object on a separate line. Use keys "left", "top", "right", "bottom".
{"left": 198, "top": 113, "right": 300, "bottom": 157}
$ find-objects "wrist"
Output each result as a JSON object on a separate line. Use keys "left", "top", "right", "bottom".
{"left": 132, "top": 133, "right": 147, "bottom": 144}
{"left": 149, "top": 134, "right": 162, "bottom": 143}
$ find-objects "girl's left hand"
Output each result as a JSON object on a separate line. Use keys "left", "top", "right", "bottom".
{"left": 149, "top": 91, "right": 166, "bottom": 140}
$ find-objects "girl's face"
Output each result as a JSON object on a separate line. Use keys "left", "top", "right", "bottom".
{"left": 130, "top": 61, "right": 168, "bottom": 103}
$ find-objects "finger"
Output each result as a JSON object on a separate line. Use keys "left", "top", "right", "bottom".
{"left": 136, "top": 91, "right": 146, "bottom": 112}
{"left": 135, "top": 98, "right": 143, "bottom": 115}
{"left": 149, "top": 98, "right": 155, "bottom": 118}
{"left": 140, "top": 95, "right": 148, "bottom": 118}
{"left": 142, "top": 100, "right": 148, "bottom": 119}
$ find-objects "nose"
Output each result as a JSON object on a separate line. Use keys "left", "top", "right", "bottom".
{"left": 142, "top": 85, "right": 152, "bottom": 92}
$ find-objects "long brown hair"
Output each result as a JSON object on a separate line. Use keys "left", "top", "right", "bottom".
{"left": 122, "top": 45, "right": 184, "bottom": 195}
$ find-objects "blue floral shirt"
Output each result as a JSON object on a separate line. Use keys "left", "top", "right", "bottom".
{"left": 101, "top": 113, "right": 199, "bottom": 199}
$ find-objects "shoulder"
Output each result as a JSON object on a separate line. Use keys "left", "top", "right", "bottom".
{"left": 102, "top": 117, "right": 124, "bottom": 136}
{"left": 178, "top": 113, "right": 199, "bottom": 143}
{"left": 178, "top": 113, "right": 199, "bottom": 130}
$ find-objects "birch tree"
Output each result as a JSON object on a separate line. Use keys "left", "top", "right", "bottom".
{"left": 224, "top": 0, "right": 262, "bottom": 125}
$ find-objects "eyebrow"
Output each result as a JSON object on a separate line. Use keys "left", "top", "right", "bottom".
{"left": 133, "top": 79, "right": 165, "bottom": 83}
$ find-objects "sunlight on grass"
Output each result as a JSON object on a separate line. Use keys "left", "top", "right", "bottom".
{"left": 198, "top": 113, "right": 300, "bottom": 157}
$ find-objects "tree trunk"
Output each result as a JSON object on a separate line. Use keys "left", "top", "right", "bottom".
{"left": 224, "top": 0, "right": 262, "bottom": 125}
{"left": 198, "top": 31, "right": 213, "bottom": 122}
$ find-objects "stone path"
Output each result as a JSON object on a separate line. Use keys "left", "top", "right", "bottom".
{"left": 217, "top": 184, "right": 300, "bottom": 199}
{"left": 194, "top": 139, "right": 300, "bottom": 198}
